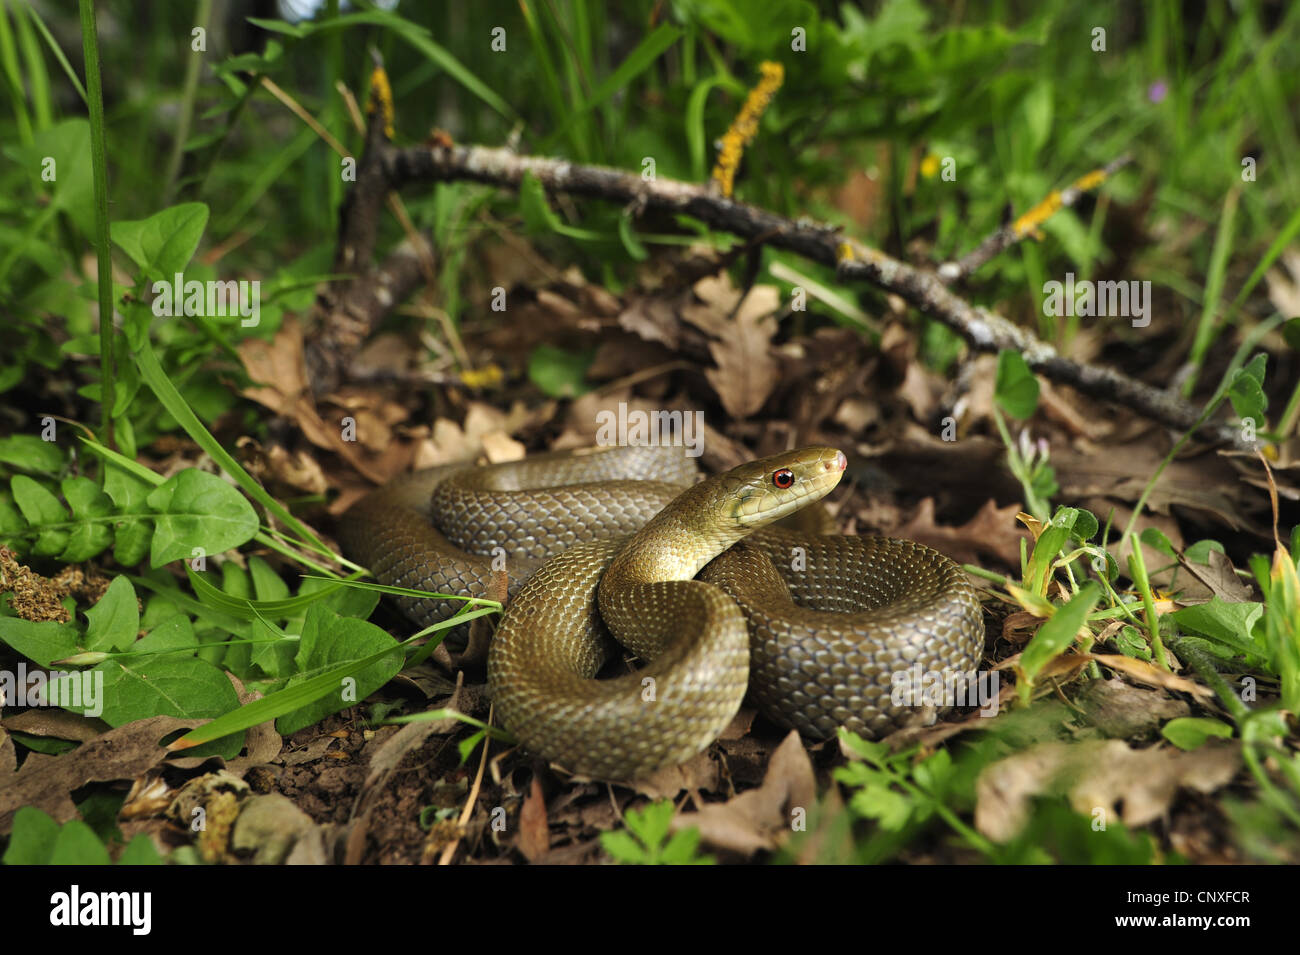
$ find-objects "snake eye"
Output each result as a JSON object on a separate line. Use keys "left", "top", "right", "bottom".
{"left": 772, "top": 468, "right": 794, "bottom": 489}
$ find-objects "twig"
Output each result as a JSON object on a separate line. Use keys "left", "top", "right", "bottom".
{"left": 367, "top": 139, "right": 1245, "bottom": 449}
{"left": 938, "top": 155, "right": 1133, "bottom": 281}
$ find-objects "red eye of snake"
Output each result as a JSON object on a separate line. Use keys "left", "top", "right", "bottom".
{"left": 772, "top": 468, "right": 794, "bottom": 489}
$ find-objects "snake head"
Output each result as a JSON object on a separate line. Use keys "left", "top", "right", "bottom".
{"left": 722, "top": 446, "right": 847, "bottom": 529}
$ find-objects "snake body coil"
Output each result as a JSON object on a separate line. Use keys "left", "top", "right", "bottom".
{"left": 339, "top": 445, "right": 985, "bottom": 779}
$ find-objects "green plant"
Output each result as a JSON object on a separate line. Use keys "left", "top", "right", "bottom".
{"left": 599, "top": 801, "right": 714, "bottom": 865}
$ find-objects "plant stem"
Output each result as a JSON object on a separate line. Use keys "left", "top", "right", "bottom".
{"left": 78, "top": 0, "right": 114, "bottom": 452}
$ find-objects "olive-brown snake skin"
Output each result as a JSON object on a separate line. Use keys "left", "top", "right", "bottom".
{"left": 339, "top": 445, "right": 985, "bottom": 779}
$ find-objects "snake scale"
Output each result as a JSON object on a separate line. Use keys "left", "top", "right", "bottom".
{"left": 339, "top": 445, "right": 985, "bottom": 779}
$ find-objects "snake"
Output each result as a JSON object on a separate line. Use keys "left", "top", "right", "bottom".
{"left": 338, "top": 445, "right": 985, "bottom": 780}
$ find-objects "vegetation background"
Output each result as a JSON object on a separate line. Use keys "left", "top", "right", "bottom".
{"left": 0, "top": 0, "right": 1298, "bottom": 866}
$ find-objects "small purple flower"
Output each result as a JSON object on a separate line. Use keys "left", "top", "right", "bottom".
{"left": 1148, "top": 80, "right": 1168, "bottom": 103}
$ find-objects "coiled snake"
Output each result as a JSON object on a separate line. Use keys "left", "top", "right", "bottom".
{"left": 339, "top": 445, "right": 984, "bottom": 779}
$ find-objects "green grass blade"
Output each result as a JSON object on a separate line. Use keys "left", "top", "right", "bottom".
{"left": 1183, "top": 187, "right": 1240, "bottom": 396}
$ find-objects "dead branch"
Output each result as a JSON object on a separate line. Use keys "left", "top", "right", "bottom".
{"left": 939, "top": 155, "right": 1133, "bottom": 281}
{"left": 364, "top": 139, "right": 1243, "bottom": 450}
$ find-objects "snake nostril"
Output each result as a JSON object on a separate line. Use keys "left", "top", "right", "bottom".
{"left": 830, "top": 450, "right": 847, "bottom": 471}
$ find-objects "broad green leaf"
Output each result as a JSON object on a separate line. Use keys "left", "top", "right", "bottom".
{"left": 110, "top": 202, "right": 209, "bottom": 282}
{"left": 85, "top": 654, "right": 242, "bottom": 757}
{"left": 276, "top": 605, "right": 403, "bottom": 735}
{"left": 0, "top": 433, "right": 64, "bottom": 475}
{"left": 145, "top": 468, "right": 258, "bottom": 568}
{"left": 49, "top": 820, "right": 112, "bottom": 865}
{"left": 58, "top": 475, "right": 114, "bottom": 562}
{"left": 0, "top": 617, "right": 81, "bottom": 668}
{"left": 1227, "top": 354, "right": 1268, "bottom": 424}
{"left": 102, "top": 459, "right": 153, "bottom": 566}
{"left": 1139, "top": 527, "right": 1177, "bottom": 557}
{"left": 995, "top": 349, "right": 1039, "bottom": 419}
{"left": 84, "top": 576, "right": 140, "bottom": 653}
{"left": 10, "top": 474, "right": 68, "bottom": 556}
{"left": 1170, "top": 598, "right": 1265, "bottom": 661}
{"left": 2, "top": 806, "right": 61, "bottom": 864}
{"left": 1162, "top": 717, "right": 1234, "bottom": 750}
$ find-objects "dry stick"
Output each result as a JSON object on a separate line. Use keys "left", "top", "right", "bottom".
{"left": 437, "top": 703, "right": 494, "bottom": 866}
{"left": 374, "top": 141, "right": 1246, "bottom": 450}
{"left": 939, "top": 155, "right": 1134, "bottom": 281}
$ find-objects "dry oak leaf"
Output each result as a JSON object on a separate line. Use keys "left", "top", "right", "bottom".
{"left": 894, "top": 497, "right": 1027, "bottom": 567}
{"left": 975, "top": 739, "right": 1240, "bottom": 842}
{"left": 680, "top": 275, "right": 780, "bottom": 418}
{"left": 671, "top": 731, "right": 816, "bottom": 856}
{"left": 0, "top": 715, "right": 204, "bottom": 834}
{"left": 238, "top": 317, "right": 388, "bottom": 483}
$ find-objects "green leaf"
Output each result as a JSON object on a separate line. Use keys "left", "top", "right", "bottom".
{"left": 1161, "top": 717, "right": 1234, "bottom": 750}
{"left": 1170, "top": 598, "right": 1265, "bottom": 660}
{"left": 2, "top": 806, "right": 62, "bottom": 864}
{"left": 145, "top": 468, "right": 258, "bottom": 567}
{"left": 49, "top": 819, "right": 112, "bottom": 865}
{"left": 625, "top": 800, "right": 674, "bottom": 847}
{"left": 1184, "top": 539, "right": 1226, "bottom": 564}
{"left": 1017, "top": 582, "right": 1100, "bottom": 702}
{"left": 275, "top": 605, "right": 404, "bottom": 736}
{"left": 995, "top": 349, "right": 1039, "bottom": 419}
{"left": 1139, "top": 527, "right": 1177, "bottom": 557}
{"left": 528, "top": 344, "right": 594, "bottom": 398}
{"left": 102, "top": 459, "right": 152, "bottom": 566}
{"left": 110, "top": 202, "right": 209, "bottom": 282}
{"left": 1069, "top": 508, "right": 1098, "bottom": 543}
{"left": 85, "top": 655, "right": 241, "bottom": 756}
{"left": 1227, "top": 353, "right": 1268, "bottom": 424}
{"left": 0, "top": 433, "right": 64, "bottom": 475}
{"left": 116, "top": 833, "right": 164, "bottom": 864}
{"left": 84, "top": 576, "right": 140, "bottom": 653}
{"left": 1283, "top": 318, "right": 1300, "bottom": 353}
{"left": 10, "top": 474, "right": 68, "bottom": 556}
{"left": 600, "top": 829, "right": 648, "bottom": 864}
{"left": 58, "top": 475, "right": 114, "bottom": 562}
{"left": 0, "top": 617, "right": 80, "bottom": 668}
{"left": 2, "top": 119, "right": 93, "bottom": 233}
{"left": 1019, "top": 80, "right": 1053, "bottom": 158}
{"left": 848, "top": 782, "right": 913, "bottom": 829}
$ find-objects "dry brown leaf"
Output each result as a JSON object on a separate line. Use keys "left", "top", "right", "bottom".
{"left": 1001, "top": 611, "right": 1041, "bottom": 645}
{"left": 517, "top": 776, "right": 551, "bottom": 862}
{"left": 894, "top": 497, "right": 1028, "bottom": 567}
{"left": 630, "top": 751, "right": 721, "bottom": 801}
{"left": 618, "top": 295, "right": 682, "bottom": 349}
{"left": 671, "top": 731, "right": 816, "bottom": 856}
{"left": 1055, "top": 440, "right": 1258, "bottom": 532}
{"left": 975, "top": 739, "right": 1240, "bottom": 841}
{"left": 1088, "top": 653, "right": 1215, "bottom": 702}
{"left": 238, "top": 317, "right": 390, "bottom": 483}
{"left": 680, "top": 275, "right": 780, "bottom": 418}
{"left": 1, "top": 708, "right": 105, "bottom": 743}
{"left": 1177, "top": 549, "right": 1254, "bottom": 602}
{"left": 0, "top": 715, "right": 203, "bottom": 834}
{"left": 1071, "top": 677, "right": 1190, "bottom": 738}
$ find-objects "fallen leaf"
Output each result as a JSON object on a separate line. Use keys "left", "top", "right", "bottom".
{"left": 0, "top": 715, "right": 204, "bottom": 834}
{"left": 517, "top": 776, "right": 551, "bottom": 862}
{"left": 894, "top": 497, "right": 1028, "bottom": 567}
{"left": 1071, "top": 677, "right": 1190, "bottom": 738}
{"left": 975, "top": 739, "right": 1240, "bottom": 841}
{"left": 671, "top": 731, "right": 816, "bottom": 856}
